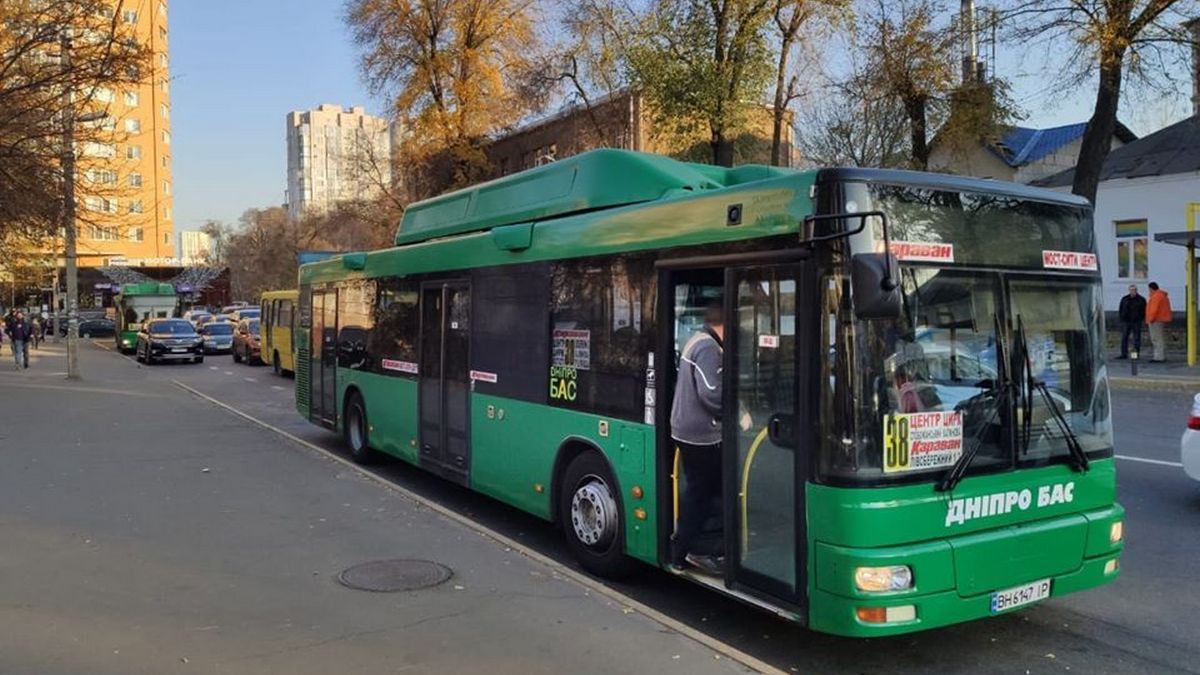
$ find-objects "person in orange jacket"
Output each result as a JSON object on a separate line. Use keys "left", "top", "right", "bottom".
{"left": 1146, "top": 282, "right": 1172, "bottom": 362}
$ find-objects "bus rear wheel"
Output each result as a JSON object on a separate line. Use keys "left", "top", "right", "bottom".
{"left": 558, "top": 452, "right": 637, "bottom": 580}
{"left": 343, "top": 391, "right": 376, "bottom": 464}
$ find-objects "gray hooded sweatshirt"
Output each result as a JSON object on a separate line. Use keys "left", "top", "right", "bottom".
{"left": 670, "top": 328, "right": 723, "bottom": 446}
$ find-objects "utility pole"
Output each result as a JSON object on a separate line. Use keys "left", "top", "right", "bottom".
{"left": 60, "top": 32, "right": 80, "bottom": 380}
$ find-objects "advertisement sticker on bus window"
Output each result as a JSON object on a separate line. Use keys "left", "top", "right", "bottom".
{"left": 889, "top": 241, "right": 955, "bottom": 263}
{"left": 1041, "top": 250, "right": 1098, "bottom": 271}
{"left": 381, "top": 359, "right": 418, "bottom": 375}
{"left": 550, "top": 366, "right": 577, "bottom": 401}
{"left": 882, "top": 411, "right": 964, "bottom": 474}
{"left": 758, "top": 335, "right": 779, "bottom": 348}
{"left": 470, "top": 370, "right": 498, "bottom": 384}
{"left": 552, "top": 329, "right": 591, "bottom": 370}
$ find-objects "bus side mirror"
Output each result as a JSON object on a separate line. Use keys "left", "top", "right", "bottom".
{"left": 851, "top": 253, "right": 901, "bottom": 319}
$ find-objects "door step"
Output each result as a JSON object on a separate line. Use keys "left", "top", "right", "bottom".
{"left": 666, "top": 566, "right": 802, "bottom": 621}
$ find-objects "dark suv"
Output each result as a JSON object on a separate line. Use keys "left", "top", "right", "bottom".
{"left": 136, "top": 319, "right": 204, "bottom": 365}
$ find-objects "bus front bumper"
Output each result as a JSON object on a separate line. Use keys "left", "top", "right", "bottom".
{"left": 807, "top": 505, "right": 1124, "bottom": 637}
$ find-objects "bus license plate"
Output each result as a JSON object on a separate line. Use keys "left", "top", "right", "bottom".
{"left": 990, "top": 578, "right": 1051, "bottom": 613}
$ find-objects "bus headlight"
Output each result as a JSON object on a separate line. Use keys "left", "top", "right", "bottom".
{"left": 1110, "top": 521, "right": 1123, "bottom": 545}
{"left": 854, "top": 565, "right": 913, "bottom": 592}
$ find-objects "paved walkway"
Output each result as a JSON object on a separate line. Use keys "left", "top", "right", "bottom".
{"left": 1106, "top": 347, "right": 1200, "bottom": 391}
{"left": 0, "top": 342, "right": 756, "bottom": 674}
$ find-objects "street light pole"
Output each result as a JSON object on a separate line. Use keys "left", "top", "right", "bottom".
{"left": 60, "top": 32, "right": 80, "bottom": 380}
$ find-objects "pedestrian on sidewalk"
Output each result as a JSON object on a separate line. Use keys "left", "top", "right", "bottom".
{"left": 5, "top": 310, "right": 31, "bottom": 370}
{"left": 1146, "top": 282, "right": 1172, "bottom": 363}
{"left": 1117, "top": 284, "right": 1146, "bottom": 359}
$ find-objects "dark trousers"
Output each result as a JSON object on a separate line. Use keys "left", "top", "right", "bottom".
{"left": 1120, "top": 321, "right": 1142, "bottom": 357}
{"left": 672, "top": 441, "right": 723, "bottom": 564}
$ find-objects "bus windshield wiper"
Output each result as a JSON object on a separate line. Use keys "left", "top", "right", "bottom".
{"left": 936, "top": 314, "right": 1009, "bottom": 492}
{"left": 1015, "top": 317, "right": 1089, "bottom": 473}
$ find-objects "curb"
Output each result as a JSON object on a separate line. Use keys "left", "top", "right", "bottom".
{"left": 1109, "top": 377, "right": 1200, "bottom": 393}
{"left": 170, "top": 379, "right": 783, "bottom": 675}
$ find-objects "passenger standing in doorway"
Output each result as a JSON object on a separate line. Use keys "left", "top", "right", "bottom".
{"left": 670, "top": 301, "right": 749, "bottom": 576}
{"left": 1146, "top": 282, "right": 1172, "bottom": 363}
{"left": 1116, "top": 284, "right": 1146, "bottom": 359}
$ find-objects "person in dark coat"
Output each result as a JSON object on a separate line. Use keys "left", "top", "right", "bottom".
{"left": 5, "top": 310, "right": 32, "bottom": 369}
{"left": 1117, "top": 284, "right": 1147, "bottom": 359}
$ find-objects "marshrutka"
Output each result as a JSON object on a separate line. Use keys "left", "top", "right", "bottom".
{"left": 294, "top": 149, "right": 1123, "bottom": 636}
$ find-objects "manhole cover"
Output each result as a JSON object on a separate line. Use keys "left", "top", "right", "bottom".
{"left": 337, "top": 559, "right": 453, "bottom": 592}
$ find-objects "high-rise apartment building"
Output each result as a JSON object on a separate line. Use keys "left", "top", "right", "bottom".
{"left": 285, "top": 104, "right": 392, "bottom": 221}
{"left": 74, "top": 0, "right": 174, "bottom": 266}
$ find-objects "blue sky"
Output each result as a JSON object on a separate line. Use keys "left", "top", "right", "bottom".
{"left": 169, "top": 1, "right": 1194, "bottom": 235}
{"left": 171, "top": 0, "right": 383, "bottom": 232}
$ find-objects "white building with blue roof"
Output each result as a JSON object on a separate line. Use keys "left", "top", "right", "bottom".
{"left": 930, "top": 121, "right": 1137, "bottom": 184}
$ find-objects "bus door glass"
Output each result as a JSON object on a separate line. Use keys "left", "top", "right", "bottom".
{"left": 727, "top": 264, "right": 800, "bottom": 597}
{"left": 418, "top": 281, "right": 471, "bottom": 482}
{"left": 310, "top": 289, "right": 338, "bottom": 426}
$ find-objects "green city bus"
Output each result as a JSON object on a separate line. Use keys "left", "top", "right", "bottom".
{"left": 295, "top": 149, "right": 1122, "bottom": 636}
{"left": 114, "top": 282, "right": 178, "bottom": 353}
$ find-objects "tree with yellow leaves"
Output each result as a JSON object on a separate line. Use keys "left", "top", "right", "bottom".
{"left": 346, "top": 0, "right": 542, "bottom": 198}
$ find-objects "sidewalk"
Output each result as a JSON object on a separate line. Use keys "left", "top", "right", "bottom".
{"left": 0, "top": 343, "right": 758, "bottom": 674}
{"left": 1106, "top": 347, "right": 1200, "bottom": 392}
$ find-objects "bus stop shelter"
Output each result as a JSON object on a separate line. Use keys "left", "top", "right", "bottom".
{"left": 1154, "top": 203, "right": 1200, "bottom": 365}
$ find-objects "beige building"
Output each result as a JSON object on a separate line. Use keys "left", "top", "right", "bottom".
{"left": 929, "top": 121, "right": 1136, "bottom": 184}
{"left": 285, "top": 104, "right": 393, "bottom": 220}
{"left": 178, "top": 230, "right": 213, "bottom": 263}
{"left": 72, "top": 0, "right": 175, "bottom": 266}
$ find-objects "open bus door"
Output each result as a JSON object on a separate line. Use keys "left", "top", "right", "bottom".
{"left": 658, "top": 261, "right": 810, "bottom": 614}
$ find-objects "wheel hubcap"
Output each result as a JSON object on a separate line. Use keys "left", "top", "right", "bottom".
{"left": 570, "top": 475, "right": 617, "bottom": 548}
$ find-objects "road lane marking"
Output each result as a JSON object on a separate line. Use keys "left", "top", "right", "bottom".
{"left": 170, "top": 378, "right": 782, "bottom": 675}
{"left": 224, "top": 371, "right": 233, "bottom": 375}
{"left": 1115, "top": 454, "right": 1184, "bottom": 468}
{"left": 272, "top": 385, "right": 285, "bottom": 391}
{"left": 244, "top": 377, "right": 257, "bottom": 383}
{"left": 210, "top": 366, "right": 219, "bottom": 371}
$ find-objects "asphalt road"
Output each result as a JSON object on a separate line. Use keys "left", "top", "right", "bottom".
{"left": 98, "top": 343, "right": 1200, "bottom": 674}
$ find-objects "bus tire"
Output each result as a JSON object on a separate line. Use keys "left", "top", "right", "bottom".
{"left": 558, "top": 452, "right": 637, "bottom": 580}
{"left": 272, "top": 351, "right": 281, "bottom": 376}
{"left": 343, "top": 391, "right": 376, "bottom": 464}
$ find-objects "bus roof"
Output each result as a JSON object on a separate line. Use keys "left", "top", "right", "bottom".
{"left": 395, "top": 148, "right": 795, "bottom": 246}
{"left": 260, "top": 289, "right": 298, "bottom": 301}
{"left": 116, "top": 282, "right": 175, "bottom": 296}
{"left": 816, "top": 167, "right": 1093, "bottom": 208}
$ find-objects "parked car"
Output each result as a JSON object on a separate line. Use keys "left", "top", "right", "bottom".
{"left": 1182, "top": 393, "right": 1200, "bottom": 481}
{"left": 229, "top": 307, "right": 261, "bottom": 323}
{"left": 78, "top": 318, "right": 116, "bottom": 338}
{"left": 232, "top": 318, "right": 262, "bottom": 364}
{"left": 135, "top": 319, "right": 204, "bottom": 365}
{"left": 199, "top": 322, "right": 235, "bottom": 354}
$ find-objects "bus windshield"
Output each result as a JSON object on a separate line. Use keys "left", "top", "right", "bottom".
{"left": 123, "top": 296, "right": 175, "bottom": 325}
{"left": 820, "top": 184, "right": 1112, "bottom": 485}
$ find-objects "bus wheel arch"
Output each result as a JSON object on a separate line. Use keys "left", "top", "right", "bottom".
{"left": 553, "top": 439, "right": 637, "bottom": 579}
{"left": 342, "top": 387, "right": 375, "bottom": 464}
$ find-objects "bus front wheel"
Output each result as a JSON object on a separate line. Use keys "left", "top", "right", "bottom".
{"left": 343, "top": 391, "right": 376, "bottom": 464}
{"left": 558, "top": 452, "right": 636, "bottom": 580}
